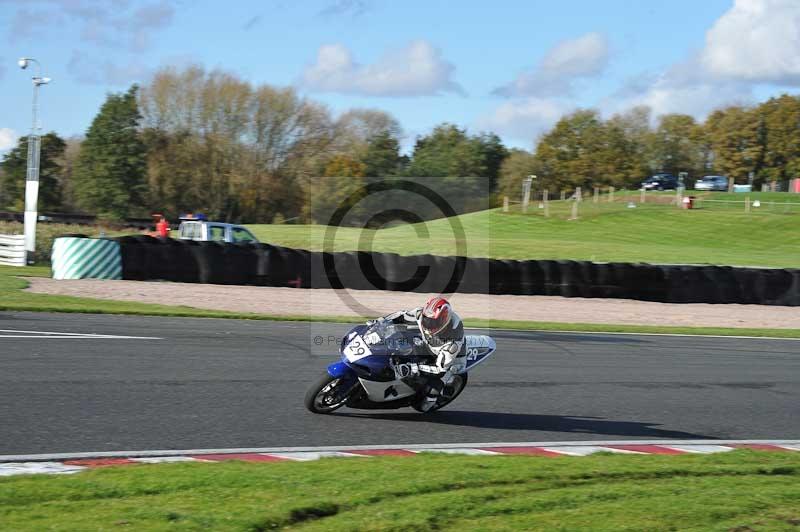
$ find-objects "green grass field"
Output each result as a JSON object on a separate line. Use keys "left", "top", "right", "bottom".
{"left": 1, "top": 451, "right": 799, "bottom": 531}
{"left": 247, "top": 191, "right": 800, "bottom": 268}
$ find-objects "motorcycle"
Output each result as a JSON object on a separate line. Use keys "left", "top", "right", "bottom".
{"left": 305, "top": 319, "right": 497, "bottom": 414}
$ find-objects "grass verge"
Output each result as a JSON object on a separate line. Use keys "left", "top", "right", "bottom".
{"left": 247, "top": 197, "right": 800, "bottom": 268}
{"left": 1, "top": 451, "right": 799, "bottom": 530}
{"left": 1, "top": 266, "right": 798, "bottom": 338}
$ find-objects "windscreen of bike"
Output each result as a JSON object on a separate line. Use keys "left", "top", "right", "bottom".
{"left": 363, "top": 321, "right": 415, "bottom": 357}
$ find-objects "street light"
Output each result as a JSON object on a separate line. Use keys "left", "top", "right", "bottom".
{"left": 18, "top": 57, "right": 51, "bottom": 264}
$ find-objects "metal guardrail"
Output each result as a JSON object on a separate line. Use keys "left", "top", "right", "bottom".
{"left": 0, "top": 234, "right": 26, "bottom": 267}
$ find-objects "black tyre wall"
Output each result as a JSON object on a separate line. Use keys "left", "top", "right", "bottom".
{"left": 112, "top": 238, "right": 800, "bottom": 306}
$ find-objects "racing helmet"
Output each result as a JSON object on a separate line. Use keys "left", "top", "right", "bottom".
{"left": 420, "top": 296, "right": 452, "bottom": 341}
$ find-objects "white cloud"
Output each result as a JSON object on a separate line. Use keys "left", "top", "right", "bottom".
{"left": 6, "top": 0, "right": 175, "bottom": 52}
{"left": 604, "top": 57, "right": 754, "bottom": 120}
{"left": 493, "top": 33, "right": 610, "bottom": 97}
{"left": 0, "top": 128, "right": 19, "bottom": 152}
{"left": 301, "top": 40, "right": 464, "bottom": 97}
{"left": 611, "top": 82, "right": 752, "bottom": 121}
{"left": 67, "top": 50, "right": 150, "bottom": 86}
{"left": 477, "top": 98, "right": 570, "bottom": 145}
{"left": 701, "top": 0, "right": 800, "bottom": 85}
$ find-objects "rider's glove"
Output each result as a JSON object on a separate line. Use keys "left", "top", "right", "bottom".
{"left": 436, "top": 352, "right": 448, "bottom": 372}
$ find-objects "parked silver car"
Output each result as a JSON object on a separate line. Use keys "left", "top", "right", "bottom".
{"left": 177, "top": 217, "right": 259, "bottom": 243}
{"left": 694, "top": 175, "right": 729, "bottom": 191}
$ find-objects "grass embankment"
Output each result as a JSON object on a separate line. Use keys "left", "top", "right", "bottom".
{"left": 1, "top": 265, "right": 799, "bottom": 338}
{"left": 247, "top": 191, "right": 800, "bottom": 268}
{"left": 2, "top": 451, "right": 799, "bottom": 530}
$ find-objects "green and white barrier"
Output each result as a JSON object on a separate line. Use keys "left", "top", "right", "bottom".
{"left": 51, "top": 237, "right": 122, "bottom": 280}
{"left": 0, "top": 234, "right": 26, "bottom": 267}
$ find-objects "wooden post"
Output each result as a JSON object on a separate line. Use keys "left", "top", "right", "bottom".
{"left": 640, "top": 187, "right": 646, "bottom": 204}
{"left": 728, "top": 177, "right": 735, "bottom": 193}
{"left": 560, "top": 190, "right": 566, "bottom": 201}
{"left": 522, "top": 177, "right": 532, "bottom": 213}
{"left": 745, "top": 195, "right": 750, "bottom": 213}
{"left": 608, "top": 186, "right": 615, "bottom": 202}
{"left": 575, "top": 186, "right": 582, "bottom": 202}
{"left": 593, "top": 187, "right": 599, "bottom": 203}
{"left": 570, "top": 196, "right": 579, "bottom": 220}
{"left": 502, "top": 196, "right": 509, "bottom": 212}
{"left": 543, "top": 189, "right": 549, "bottom": 217}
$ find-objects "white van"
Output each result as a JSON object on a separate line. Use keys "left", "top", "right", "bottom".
{"left": 177, "top": 217, "right": 259, "bottom": 244}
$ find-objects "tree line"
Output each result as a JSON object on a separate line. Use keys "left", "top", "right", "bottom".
{"left": 2, "top": 64, "right": 799, "bottom": 223}
{"left": 497, "top": 98, "right": 800, "bottom": 199}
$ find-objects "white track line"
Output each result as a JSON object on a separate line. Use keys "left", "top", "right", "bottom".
{"left": 3, "top": 440, "right": 799, "bottom": 463}
{"left": 464, "top": 327, "right": 800, "bottom": 341}
{"left": 131, "top": 456, "right": 206, "bottom": 464}
{"left": 414, "top": 448, "right": 500, "bottom": 456}
{"left": 0, "top": 462, "right": 85, "bottom": 476}
{"left": 268, "top": 451, "right": 366, "bottom": 461}
{"left": 542, "top": 446, "right": 644, "bottom": 456}
{"left": 0, "top": 329, "right": 161, "bottom": 340}
{"left": 660, "top": 444, "right": 737, "bottom": 454}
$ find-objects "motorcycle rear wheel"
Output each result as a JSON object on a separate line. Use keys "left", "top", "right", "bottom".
{"left": 412, "top": 373, "right": 468, "bottom": 413}
{"left": 305, "top": 373, "right": 352, "bottom": 414}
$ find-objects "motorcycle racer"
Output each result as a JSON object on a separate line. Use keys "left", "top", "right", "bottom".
{"left": 369, "top": 296, "right": 465, "bottom": 411}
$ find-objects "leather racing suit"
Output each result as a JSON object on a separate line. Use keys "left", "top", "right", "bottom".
{"left": 370, "top": 307, "right": 465, "bottom": 410}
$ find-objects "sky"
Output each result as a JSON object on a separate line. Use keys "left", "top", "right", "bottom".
{"left": 1, "top": 0, "right": 800, "bottom": 154}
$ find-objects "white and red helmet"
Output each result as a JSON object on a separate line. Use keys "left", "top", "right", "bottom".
{"left": 420, "top": 296, "right": 452, "bottom": 339}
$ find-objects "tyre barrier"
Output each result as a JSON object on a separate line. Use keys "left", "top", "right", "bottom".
{"left": 50, "top": 237, "right": 800, "bottom": 306}
{"left": 52, "top": 236, "right": 122, "bottom": 280}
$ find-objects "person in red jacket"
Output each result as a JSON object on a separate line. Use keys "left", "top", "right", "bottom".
{"left": 155, "top": 216, "right": 170, "bottom": 238}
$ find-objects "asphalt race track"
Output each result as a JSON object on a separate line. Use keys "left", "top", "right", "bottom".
{"left": 1, "top": 311, "right": 799, "bottom": 455}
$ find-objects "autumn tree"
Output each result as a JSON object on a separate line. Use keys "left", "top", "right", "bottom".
{"left": 705, "top": 106, "right": 764, "bottom": 183}
{"left": 139, "top": 66, "right": 335, "bottom": 222}
{"left": 533, "top": 110, "right": 605, "bottom": 191}
{"left": 759, "top": 94, "right": 800, "bottom": 183}
{"left": 497, "top": 149, "right": 538, "bottom": 200}
{"left": 606, "top": 106, "right": 652, "bottom": 177}
{"left": 648, "top": 114, "right": 704, "bottom": 177}
{"left": 304, "top": 155, "right": 366, "bottom": 224}
{"left": 333, "top": 108, "right": 402, "bottom": 158}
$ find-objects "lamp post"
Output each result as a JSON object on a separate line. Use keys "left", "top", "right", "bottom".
{"left": 18, "top": 57, "right": 51, "bottom": 264}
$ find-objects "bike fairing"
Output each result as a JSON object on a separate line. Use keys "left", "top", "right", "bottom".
{"left": 308, "top": 317, "right": 496, "bottom": 414}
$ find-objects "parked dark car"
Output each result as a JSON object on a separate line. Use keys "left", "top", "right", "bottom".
{"left": 694, "top": 175, "right": 729, "bottom": 191}
{"left": 641, "top": 173, "right": 679, "bottom": 190}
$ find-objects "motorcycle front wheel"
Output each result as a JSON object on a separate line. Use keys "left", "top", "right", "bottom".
{"left": 305, "top": 373, "right": 353, "bottom": 414}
